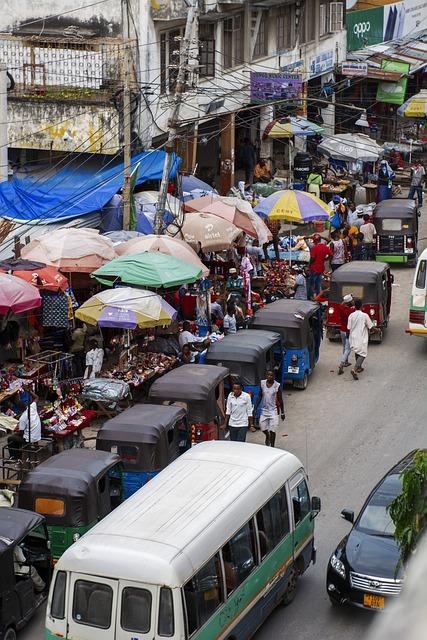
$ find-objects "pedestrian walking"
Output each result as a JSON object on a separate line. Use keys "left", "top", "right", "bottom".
{"left": 293, "top": 266, "right": 308, "bottom": 300}
{"left": 255, "top": 370, "right": 285, "bottom": 447}
{"left": 308, "top": 234, "right": 332, "bottom": 298}
{"left": 329, "top": 230, "right": 347, "bottom": 271}
{"left": 348, "top": 299, "right": 373, "bottom": 380}
{"left": 337, "top": 294, "right": 355, "bottom": 375}
{"left": 224, "top": 380, "right": 254, "bottom": 442}
{"left": 408, "top": 161, "right": 425, "bottom": 207}
{"left": 377, "top": 159, "right": 395, "bottom": 202}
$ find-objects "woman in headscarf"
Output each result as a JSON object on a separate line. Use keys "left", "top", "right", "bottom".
{"left": 377, "top": 160, "right": 395, "bottom": 202}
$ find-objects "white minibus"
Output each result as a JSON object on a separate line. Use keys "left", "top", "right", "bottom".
{"left": 406, "top": 247, "right": 427, "bottom": 337}
{"left": 45, "top": 441, "right": 320, "bottom": 640}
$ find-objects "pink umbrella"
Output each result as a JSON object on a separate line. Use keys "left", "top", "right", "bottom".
{"left": 116, "top": 234, "right": 209, "bottom": 277}
{"left": 21, "top": 228, "right": 117, "bottom": 273}
{"left": 0, "top": 273, "right": 42, "bottom": 315}
{"left": 184, "top": 195, "right": 272, "bottom": 244}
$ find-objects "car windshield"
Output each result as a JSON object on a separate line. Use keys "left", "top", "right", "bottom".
{"left": 356, "top": 475, "right": 402, "bottom": 537}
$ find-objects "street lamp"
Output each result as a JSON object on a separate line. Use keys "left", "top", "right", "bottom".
{"left": 355, "top": 110, "right": 370, "bottom": 128}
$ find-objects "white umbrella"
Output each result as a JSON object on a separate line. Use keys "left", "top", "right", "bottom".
{"left": 318, "top": 133, "right": 383, "bottom": 162}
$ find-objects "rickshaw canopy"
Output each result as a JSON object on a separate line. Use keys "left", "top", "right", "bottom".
{"left": 17, "top": 449, "right": 120, "bottom": 527}
{"left": 96, "top": 404, "right": 186, "bottom": 471}
{"left": 329, "top": 262, "right": 390, "bottom": 304}
{"left": 374, "top": 198, "right": 418, "bottom": 219}
{"left": 205, "top": 330, "right": 281, "bottom": 385}
{"left": 252, "top": 300, "right": 320, "bottom": 348}
{"left": 148, "top": 364, "right": 229, "bottom": 423}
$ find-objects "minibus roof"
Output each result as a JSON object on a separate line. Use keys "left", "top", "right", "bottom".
{"left": 57, "top": 442, "right": 302, "bottom": 587}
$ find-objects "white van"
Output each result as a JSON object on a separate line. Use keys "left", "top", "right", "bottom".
{"left": 406, "top": 247, "right": 427, "bottom": 337}
{"left": 45, "top": 441, "right": 320, "bottom": 640}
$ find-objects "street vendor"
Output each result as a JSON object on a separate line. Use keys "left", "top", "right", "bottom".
{"left": 292, "top": 266, "right": 308, "bottom": 300}
{"left": 254, "top": 159, "right": 273, "bottom": 183}
{"left": 7, "top": 387, "right": 41, "bottom": 458}
{"left": 179, "top": 321, "right": 210, "bottom": 362}
{"left": 84, "top": 340, "right": 104, "bottom": 379}
{"left": 226, "top": 268, "right": 243, "bottom": 293}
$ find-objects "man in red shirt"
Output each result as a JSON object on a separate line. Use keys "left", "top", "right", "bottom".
{"left": 338, "top": 294, "right": 355, "bottom": 375}
{"left": 308, "top": 234, "right": 332, "bottom": 299}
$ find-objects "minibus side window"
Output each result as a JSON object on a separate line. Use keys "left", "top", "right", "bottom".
{"left": 222, "top": 522, "right": 256, "bottom": 596}
{"left": 121, "top": 587, "right": 152, "bottom": 633}
{"left": 158, "top": 587, "right": 174, "bottom": 637}
{"left": 183, "top": 553, "right": 223, "bottom": 636}
{"left": 51, "top": 571, "right": 66, "bottom": 619}
{"left": 73, "top": 580, "right": 112, "bottom": 629}
{"left": 415, "top": 260, "right": 426, "bottom": 289}
{"left": 256, "top": 486, "right": 290, "bottom": 559}
{"left": 291, "top": 479, "right": 310, "bottom": 525}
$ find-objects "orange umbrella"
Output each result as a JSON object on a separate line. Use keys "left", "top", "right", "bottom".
{"left": 2, "top": 266, "right": 69, "bottom": 292}
{"left": 185, "top": 195, "right": 271, "bottom": 244}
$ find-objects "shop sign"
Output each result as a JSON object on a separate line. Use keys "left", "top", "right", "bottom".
{"left": 341, "top": 62, "right": 368, "bottom": 76}
{"left": 347, "top": 7, "right": 384, "bottom": 51}
{"left": 250, "top": 72, "right": 302, "bottom": 103}
{"left": 281, "top": 60, "right": 304, "bottom": 72}
{"left": 309, "top": 50, "right": 334, "bottom": 78}
{"left": 376, "top": 60, "right": 410, "bottom": 105}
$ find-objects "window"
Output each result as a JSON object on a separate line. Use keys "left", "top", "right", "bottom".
{"left": 35, "top": 497, "right": 65, "bottom": 517}
{"left": 73, "top": 580, "right": 113, "bottom": 629}
{"left": 199, "top": 23, "right": 215, "bottom": 77}
{"left": 158, "top": 587, "right": 174, "bottom": 636}
{"left": 222, "top": 522, "right": 256, "bottom": 596}
{"left": 319, "top": 4, "right": 328, "bottom": 36}
{"left": 416, "top": 260, "right": 426, "bottom": 289}
{"left": 329, "top": 2, "right": 344, "bottom": 32}
{"left": 291, "top": 479, "right": 311, "bottom": 525}
{"left": 223, "top": 14, "right": 244, "bottom": 69}
{"left": 253, "top": 12, "right": 268, "bottom": 59}
{"left": 184, "top": 554, "right": 223, "bottom": 636}
{"left": 121, "top": 587, "right": 152, "bottom": 633}
{"left": 277, "top": 4, "right": 296, "bottom": 51}
{"left": 256, "top": 486, "right": 290, "bottom": 559}
{"left": 341, "top": 284, "right": 364, "bottom": 299}
{"left": 160, "top": 29, "right": 182, "bottom": 93}
{"left": 382, "top": 219, "right": 402, "bottom": 232}
{"left": 115, "top": 444, "right": 138, "bottom": 464}
{"left": 51, "top": 571, "right": 66, "bottom": 619}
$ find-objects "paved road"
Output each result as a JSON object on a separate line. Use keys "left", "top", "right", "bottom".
{"left": 20, "top": 204, "right": 427, "bottom": 640}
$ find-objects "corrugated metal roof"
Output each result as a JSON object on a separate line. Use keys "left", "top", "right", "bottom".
{"left": 0, "top": 212, "right": 102, "bottom": 260}
{"left": 347, "top": 29, "right": 427, "bottom": 75}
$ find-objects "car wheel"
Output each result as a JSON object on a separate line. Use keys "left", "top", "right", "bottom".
{"left": 4, "top": 628, "right": 17, "bottom": 640}
{"left": 282, "top": 567, "right": 298, "bottom": 605}
{"left": 293, "top": 373, "right": 308, "bottom": 390}
{"left": 328, "top": 595, "right": 341, "bottom": 608}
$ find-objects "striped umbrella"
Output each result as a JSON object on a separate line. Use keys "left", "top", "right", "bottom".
{"left": 264, "top": 117, "right": 324, "bottom": 139}
{"left": 397, "top": 90, "right": 427, "bottom": 118}
{"left": 254, "top": 190, "right": 332, "bottom": 222}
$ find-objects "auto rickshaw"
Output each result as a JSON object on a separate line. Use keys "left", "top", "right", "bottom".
{"left": 148, "top": 364, "right": 229, "bottom": 444}
{"left": 326, "top": 262, "right": 392, "bottom": 343}
{"left": 96, "top": 404, "right": 187, "bottom": 499}
{"left": 373, "top": 198, "right": 419, "bottom": 266}
{"left": 204, "top": 330, "right": 282, "bottom": 407}
{"left": 16, "top": 449, "right": 122, "bottom": 561}
{"left": 0, "top": 508, "right": 51, "bottom": 640}
{"left": 252, "top": 300, "right": 322, "bottom": 390}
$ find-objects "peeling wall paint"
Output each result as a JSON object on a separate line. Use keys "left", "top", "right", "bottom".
{"left": 8, "top": 100, "right": 120, "bottom": 154}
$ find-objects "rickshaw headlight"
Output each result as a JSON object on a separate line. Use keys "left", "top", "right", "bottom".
{"left": 328, "top": 307, "right": 334, "bottom": 315}
{"left": 369, "top": 308, "right": 375, "bottom": 316}
{"left": 291, "top": 355, "right": 298, "bottom": 364}
{"left": 73, "top": 533, "right": 81, "bottom": 543}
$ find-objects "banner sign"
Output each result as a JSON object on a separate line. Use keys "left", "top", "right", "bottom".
{"left": 341, "top": 61, "right": 368, "bottom": 76}
{"left": 376, "top": 60, "right": 410, "bottom": 105}
{"left": 309, "top": 50, "right": 334, "bottom": 78}
{"left": 250, "top": 72, "right": 302, "bottom": 103}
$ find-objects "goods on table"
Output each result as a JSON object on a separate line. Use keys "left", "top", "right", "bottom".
{"left": 101, "top": 352, "right": 177, "bottom": 387}
{"left": 0, "top": 371, "right": 26, "bottom": 402}
{"left": 81, "top": 378, "right": 130, "bottom": 403}
{"left": 40, "top": 396, "right": 85, "bottom": 434}
{"left": 264, "top": 262, "right": 296, "bottom": 298}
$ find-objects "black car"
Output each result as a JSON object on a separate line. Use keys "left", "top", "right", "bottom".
{"left": 326, "top": 451, "right": 418, "bottom": 611}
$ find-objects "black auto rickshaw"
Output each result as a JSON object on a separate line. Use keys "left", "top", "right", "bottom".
{"left": 373, "top": 198, "right": 419, "bottom": 266}
{"left": 252, "top": 300, "right": 322, "bottom": 390}
{"left": 204, "top": 330, "right": 282, "bottom": 407}
{"left": 96, "top": 404, "right": 187, "bottom": 499}
{"left": 0, "top": 508, "right": 51, "bottom": 640}
{"left": 326, "top": 261, "right": 392, "bottom": 343}
{"left": 148, "top": 364, "right": 229, "bottom": 444}
{"left": 16, "top": 449, "right": 122, "bottom": 561}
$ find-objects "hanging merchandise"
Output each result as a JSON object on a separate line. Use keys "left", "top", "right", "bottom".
{"left": 41, "top": 292, "right": 69, "bottom": 328}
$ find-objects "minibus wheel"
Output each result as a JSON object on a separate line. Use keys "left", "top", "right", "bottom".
{"left": 282, "top": 567, "right": 298, "bottom": 605}
{"left": 4, "top": 628, "right": 17, "bottom": 640}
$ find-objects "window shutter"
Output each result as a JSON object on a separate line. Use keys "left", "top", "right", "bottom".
{"left": 329, "top": 2, "right": 343, "bottom": 32}
{"left": 319, "top": 4, "right": 327, "bottom": 36}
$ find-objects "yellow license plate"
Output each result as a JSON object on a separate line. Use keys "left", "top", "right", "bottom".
{"left": 363, "top": 594, "right": 385, "bottom": 609}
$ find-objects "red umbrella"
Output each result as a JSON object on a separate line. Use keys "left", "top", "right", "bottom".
{"left": 0, "top": 273, "right": 42, "bottom": 315}
{"left": 0, "top": 264, "right": 69, "bottom": 292}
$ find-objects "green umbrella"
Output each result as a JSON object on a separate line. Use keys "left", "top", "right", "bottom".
{"left": 91, "top": 251, "right": 202, "bottom": 288}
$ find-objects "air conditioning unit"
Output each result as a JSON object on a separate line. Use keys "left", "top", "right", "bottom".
{"left": 329, "top": 2, "right": 343, "bottom": 32}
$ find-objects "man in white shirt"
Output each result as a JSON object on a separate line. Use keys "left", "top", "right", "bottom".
{"left": 348, "top": 299, "right": 374, "bottom": 380}
{"left": 178, "top": 321, "right": 210, "bottom": 362}
{"left": 225, "top": 380, "right": 254, "bottom": 442}
{"left": 84, "top": 340, "right": 104, "bottom": 379}
{"left": 359, "top": 214, "right": 376, "bottom": 260}
{"left": 7, "top": 388, "right": 42, "bottom": 458}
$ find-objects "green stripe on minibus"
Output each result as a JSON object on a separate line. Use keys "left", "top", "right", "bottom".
{"left": 410, "top": 295, "right": 427, "bottom": 311}
{"left": 375, "top": 255, "right": 408, "bottom": 263}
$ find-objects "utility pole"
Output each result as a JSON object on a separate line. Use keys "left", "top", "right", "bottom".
{"left": 122, "top": 45, "right": 132, "bottom": 231}
{"left": 0, "top": 64, "right": 8, "bottom": 183}
{"left": 154, "top": 0, "right": 199, "bottom": 235}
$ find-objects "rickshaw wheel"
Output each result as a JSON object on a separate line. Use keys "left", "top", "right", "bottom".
{"left": 293, "top": 373, "right": 308, "bottom": 390}
{"left": 4, "top": 628, "right": 17, "bottom": 640}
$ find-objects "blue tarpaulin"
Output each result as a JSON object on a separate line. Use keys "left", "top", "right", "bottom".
{"left": 0, "top": 151, "right": 180, "bottom": 223}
